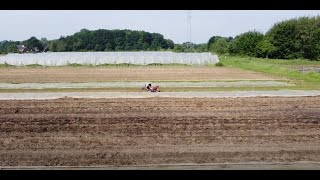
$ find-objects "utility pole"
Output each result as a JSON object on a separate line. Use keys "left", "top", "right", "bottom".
{"left": 186, "top": 10, "right": 192, "bottom": 52}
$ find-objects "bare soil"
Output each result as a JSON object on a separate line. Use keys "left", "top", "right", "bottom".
{"left": 0, "top": 97, "right": 319, "bottom": 167}
{"left": 0, "top": 67, "right": 279, "bottom": 83}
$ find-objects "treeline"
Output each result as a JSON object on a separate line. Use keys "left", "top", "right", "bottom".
{"left": 1, "top": 16, "right": 320, "bottom": 60}
{"left": 0, "top": 37, "right": 48, "bottom": 53}
{"left": 208, "top": 16, "right": 320, "bottom": 60}
{"left": 172, "top": 42, "right": 210, "bottom": 53}
{"left": 0, "top": 29, "right": 174, "bottom": 54}
{"left": 167, "top": 16, "right": 320, "bottom": 61}
{"left": 0, "top": 41, "right": 20, "bottom": 53}
{"left": 49, "top": 29, "right": 174, "bottom": 52}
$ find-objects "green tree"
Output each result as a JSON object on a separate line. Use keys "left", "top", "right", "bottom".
{"left": 55, "top": 39, "right": 67, "bottom": 52}
{"left": 210, "top": 38, "right": 228, "bottom": 54}
{"left": 0, "top": 41, "right": 20, "bottom": 53}
{"left": 46, "top": 29, "right": 174, "bottom": 52}
{"left": 24, "top": 37, "right": 44, "bottom": 52}
{"left": 228, "top": 31, "right": 264, "bottom": 57}
{"left": 6, "top": 43, "right": 18, "bottom": 53}
{"left": 256, "top": 37, "right": 277, "bottom": 58}
{"left": 195, "top": 43, "right": 208, "bottom": 52}
{"left": 207, "top": 36, "right": 222, "bottom": 47}
{"left": 173, "top": 44, "right": 183, "bottom": 52}
{"left": 266, "top": 16, "right": 320, "bottom": 60}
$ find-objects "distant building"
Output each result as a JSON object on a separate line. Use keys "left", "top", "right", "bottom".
{"left": 33, "top": 47, "right": 39, "bottom": 53}
{"left": 16, "top": 45, "right": 28, "bottom": 53}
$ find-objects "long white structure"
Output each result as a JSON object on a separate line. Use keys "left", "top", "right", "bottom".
{"left": 0, "top": 52, "right": 219, "bottom": 66}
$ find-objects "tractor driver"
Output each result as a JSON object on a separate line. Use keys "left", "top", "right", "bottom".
{"left": 145, "top": 83, "right": 152, "bottom": 91}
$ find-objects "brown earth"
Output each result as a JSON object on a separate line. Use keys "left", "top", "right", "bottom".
{"left": 0, "top": 97, "right": 319, "bottom": 167}
{"left": 0, "top": 67, "right": 279, "bottom": 83}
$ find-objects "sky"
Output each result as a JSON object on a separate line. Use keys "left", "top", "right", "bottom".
{"left": 1, "top": 10, "right": 320, "bottom": 44}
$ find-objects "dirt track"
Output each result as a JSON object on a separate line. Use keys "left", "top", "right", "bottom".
{"left": 0, "top": 97, "right": 320, "bottom": 167}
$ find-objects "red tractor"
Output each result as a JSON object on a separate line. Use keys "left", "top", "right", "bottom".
{"left": 142, "top": 83, "right": 160, "bottom": 92}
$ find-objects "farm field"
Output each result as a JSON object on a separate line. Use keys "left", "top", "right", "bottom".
{"left": 0, "top": 97, "right": 319, "bottom": 168}
{"left": 0, "top": 66, "right": 294, "bottom": 92}
{"left": 1, "top": 57, "right": 320, "bottom": 169}
{"left": 0, "top": 66, "right": 280, "bottom": 83}
{"left": 3, "top": 10, "right": 320, "bottom": 171}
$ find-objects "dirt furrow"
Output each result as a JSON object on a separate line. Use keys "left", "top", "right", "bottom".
{"left": 0, "top": 96, "right": 319, "bottom": 166}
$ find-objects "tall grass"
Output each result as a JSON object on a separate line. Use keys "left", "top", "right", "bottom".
{"left": 0, "top": 62, "right": 14, "bottom": 68}
{"left": 25, "top": 64, "right": 43, "bottom": 67}
{"left": 220, "top": 56, "right": 320, "bottom": 85}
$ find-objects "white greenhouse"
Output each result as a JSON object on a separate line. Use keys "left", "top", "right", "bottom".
{"left": 0, "top": 52, "right": 219, "bottom": 66}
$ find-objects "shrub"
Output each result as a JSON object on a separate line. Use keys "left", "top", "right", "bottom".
{"left": 215, "top": 62, "right": 224, "bottom": 67}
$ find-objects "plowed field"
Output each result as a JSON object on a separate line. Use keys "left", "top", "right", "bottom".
{"left": 0, "top": 96, "right": 319, "bottom": 167}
